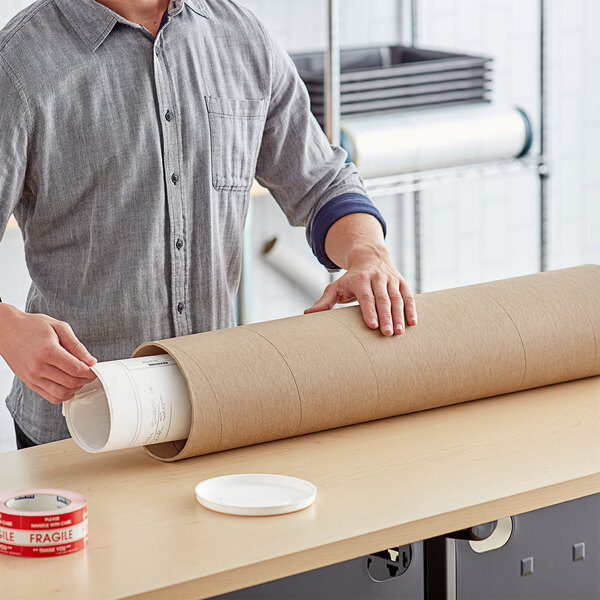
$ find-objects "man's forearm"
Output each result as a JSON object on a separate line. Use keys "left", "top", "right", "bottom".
{"left": 323, "top": 213, "right": 388, "bottom": 270}
{"left": 0, "top": 301, "right": 19, "bottom": 337}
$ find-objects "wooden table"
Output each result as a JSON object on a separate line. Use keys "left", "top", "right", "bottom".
{"left": 1, "top": 376, "right": 598, "bottom": 599}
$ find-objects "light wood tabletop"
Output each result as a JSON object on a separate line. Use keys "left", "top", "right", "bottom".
{"left": 1, "top": 376, "right": 599, "bottom": 600}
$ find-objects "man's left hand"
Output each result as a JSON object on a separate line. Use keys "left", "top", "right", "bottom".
{"left": 305, "top": 232, "right": 417, "bottom": 336}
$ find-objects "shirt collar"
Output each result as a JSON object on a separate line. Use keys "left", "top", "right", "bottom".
{"left": 55, "top": 0, "right": 210, "bottom": 52}
{"left": 176, "top": 0, "right": 210, "bottom": 18}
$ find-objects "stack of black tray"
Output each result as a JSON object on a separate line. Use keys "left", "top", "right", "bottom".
{"left": 290, "top": 45, "right": 493, "bottom": 127}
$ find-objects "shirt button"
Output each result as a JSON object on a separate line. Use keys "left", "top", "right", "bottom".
{"left": 154, "top": 46, "right": 160, "bottom": 56}
{"left": 176, "top": 238, "right": 183, "bottom": 250}
{"left": 165, "top": 110, "right": 172, "bottom": 122}
{"left": 171, "top": 173, "right": 179, "bottom": 185}
{"left": 177, "top": 302, "right": 184, "bottom": 314}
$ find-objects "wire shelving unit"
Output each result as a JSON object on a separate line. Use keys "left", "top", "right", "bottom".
{"left": 237, "top": 0, "right": 548, "bottom": 322}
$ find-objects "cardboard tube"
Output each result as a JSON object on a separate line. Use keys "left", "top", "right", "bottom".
{"left": 132, "top": 265, "right": 600, "bottom": 462}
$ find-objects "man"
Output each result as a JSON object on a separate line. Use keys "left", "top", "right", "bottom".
{"left": 0, "top": 0, "right": 417, "bottom": 449}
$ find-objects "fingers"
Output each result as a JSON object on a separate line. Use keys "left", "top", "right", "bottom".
{"left": 47, "top": 345, "right": 97, "bottom": 380}
{"left": 40, "top": 363, "right": 93, "bottom": 391}
{"left": 304, "top": 283, "right": 340, "bottom": 314}
{"left": 388, "top": 280, "right": 405, "bottom": 335}
{"left": 303, "top": 271, "right": 418, "bottom": 338}
{"left": 29, "top": 381, "right": 75, "bottom": 405}
{"left": 373, "top": 278, "right": 394, "bottom": 336}
{"left": 39, "top": 378, "right": 79, "bottom": 402}
{"left": 48, "top": 320, "right": 97, "bottom": 379}
{"left": 357, "top": 275, "right": 415, "bottom": 336}
{"left": 29, "top": 361, "right": 94, "bottom": 405}
{"left": 52, "top": 321, "right": 97, "bottom": 367}
{"left": 354, "top": 280, "right": 378, "bottom": 330}
{"left": 401, "top": 280, "right": 418, "bottom": 326}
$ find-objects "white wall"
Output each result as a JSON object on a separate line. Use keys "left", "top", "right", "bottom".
{"left": 1, "top": 0, "right": 598, "bottom": 451}
{"left": 0, "top": 228, "right": 30, "bottom": 451}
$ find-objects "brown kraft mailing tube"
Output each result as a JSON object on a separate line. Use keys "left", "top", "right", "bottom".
{"left": 132, "top": 265, "right": 600, "bottom": 462}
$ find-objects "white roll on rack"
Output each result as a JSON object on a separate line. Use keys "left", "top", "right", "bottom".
{"left": 263, "top": 238, "right": 330, "bottom": 301}
{"left": 340, "top": 103, "right": 532, "bottom": 178}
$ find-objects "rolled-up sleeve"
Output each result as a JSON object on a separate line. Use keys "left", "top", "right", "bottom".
{"left": 253, "top": 26, "right": 375, "bottom": 252}
{"left": 0, "top": 57, "right": 29, "bottom": 239}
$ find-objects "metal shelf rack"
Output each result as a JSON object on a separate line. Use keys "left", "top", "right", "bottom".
{"left": 324, "top": 0, "right": 548, "bottom": 294}
{"left": 364, "top": 156, "right": 541, "bottom": 198}
{"left": 237, "top": 0, "right": 548, "bottom": 323}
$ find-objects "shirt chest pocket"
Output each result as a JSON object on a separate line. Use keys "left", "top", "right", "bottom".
{"left": 205, "top": 96, "right": 267, "bottom": 192}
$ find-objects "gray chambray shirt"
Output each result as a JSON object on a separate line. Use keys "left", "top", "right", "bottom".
{"left": 0, "top": 0, "right": 368, "bottom": 444}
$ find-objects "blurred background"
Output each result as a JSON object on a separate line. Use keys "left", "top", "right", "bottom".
{"left": 0, "top": 0, "right": 598, "bottom": 451}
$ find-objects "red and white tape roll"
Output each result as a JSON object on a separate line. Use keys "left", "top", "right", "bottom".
{"left": 0, "top": 489, "right": 88, "bottom": 557}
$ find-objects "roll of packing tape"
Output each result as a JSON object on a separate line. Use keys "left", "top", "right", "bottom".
{"left": 0, "top": 489, "right": 88, "bottom": 557}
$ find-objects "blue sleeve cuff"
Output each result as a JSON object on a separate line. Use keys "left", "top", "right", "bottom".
{"left": 311, "top": 193, "right": 387, "bottom": 270}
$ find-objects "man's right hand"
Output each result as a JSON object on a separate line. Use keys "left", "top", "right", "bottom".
{"left": 0, "top": 303, "right": 97, "bottom": 404}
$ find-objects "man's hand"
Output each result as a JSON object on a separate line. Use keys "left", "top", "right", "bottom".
{"left": 305, "top": 213, "right": 417, "bottom": 335}
{"left": 0, "top": 303, "right": 97, "bottom": 404}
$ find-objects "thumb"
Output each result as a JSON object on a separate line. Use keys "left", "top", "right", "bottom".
{"left": 52, "top": 321, "right": 97, "bottom": 367}
{"left": 305, "top": 283, "right": 340, "bottom": 314}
